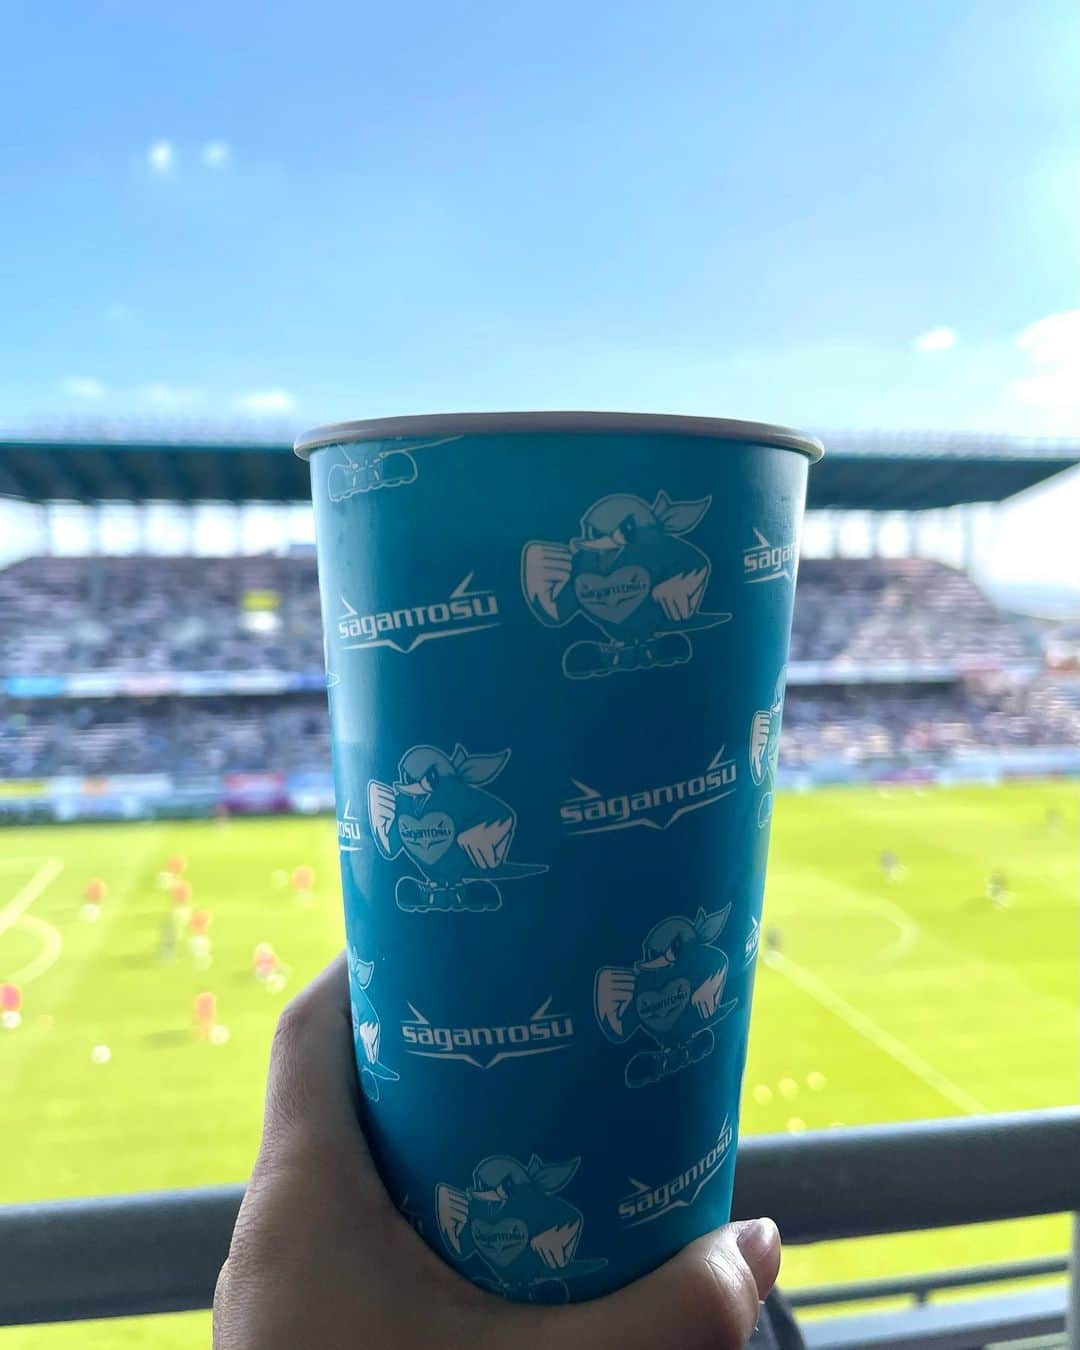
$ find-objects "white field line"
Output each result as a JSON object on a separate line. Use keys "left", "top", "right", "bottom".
{"left": 836, "top": 892, "right": 921, "bottom": 962}
{"left": 0, "top": 857, "right": 64, "bottom": 939}
{"left": 8, "top": 914, "right": 63, "bottom": 983}
{"left": 769, "top": 950, "right": 987, "bottom": 1116}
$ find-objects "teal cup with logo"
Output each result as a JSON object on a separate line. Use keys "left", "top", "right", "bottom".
{"left": 297, "top": 412, "right": 822, "bottom": 1302}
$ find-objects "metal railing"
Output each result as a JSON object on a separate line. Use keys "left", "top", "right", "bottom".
{"left": 1, "top": 1107, "right": 1077, "bottom": 1343}
{"left": 788, "top": 1257, "right": 1070, "bottom": 1309}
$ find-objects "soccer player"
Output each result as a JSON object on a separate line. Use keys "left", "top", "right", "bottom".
{"left": 1, "top": 983, "right": 22, "bottom": 1030}
{"left": 986, "top": 869, "right": 1009, "bottom": 908}
{"left": 189, "top": 908, "right": 213, "bottom": 968}
{"left": 158, "top": 916, "right": 178, "bottom": 962}
{"left": 193, "top": 991, "right": 217, "bottom": 1039}
{"left": 253, "top": 943, "right": 279, "bottom": 982}
{"left": 253, "top": 942, "right": 288, "bottom": 994}
{"left": 879, "top": 850, "right": 904, "bottom": 882}
{"left": 82, "top": 877, "right": 107, "bottom": 921}
{"left": 171, "top": 879, "right": 194, "bottom": 927}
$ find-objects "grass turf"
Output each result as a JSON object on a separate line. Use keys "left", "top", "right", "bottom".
{"left": 0, "top": 780, "right": 1076, "bottom": 1347}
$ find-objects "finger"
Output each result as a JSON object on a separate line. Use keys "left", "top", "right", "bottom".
{"left": 554, "top": 1220, "right": 780, "bottom": 1350}
{"left": 260, "top": 954, "right": 374, "bottom": 1172}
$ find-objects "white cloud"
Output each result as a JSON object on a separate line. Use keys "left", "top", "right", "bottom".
{"left": 233, "top": 389, "right": 297, "bottom": 416}
{"left": 201, "top": 140, "right": 231, "bottom": 168}
{"left": 139, "top": 383, "right": 204, "bottom": 412}
{"left": 1008, "top": 310, "right": 1080, "bottom": 417}
{"left": 1015, "top": 308, "right": 1080, "bottom": 366}
{"left": 147, "top": 139, "right": 175, "bottom": 174}
{"left": 61, "top": 376, "right": 106, "bottom": 400}
{"left": 913, "top": 326, "right": 958, "bottom": 353}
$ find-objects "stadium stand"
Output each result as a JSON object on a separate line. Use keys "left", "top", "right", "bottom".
{"left": 4, "top": 680, "right": 1079, "bottom": 780}
{"left": 1, "top": 552, "right": 1077, "bottom": 781}
{"left": 0, "top": 554, "right": 323, "bottom": 675}
{"left": 789, "top": 558, "right": 1037, "bottom": 664}
{"left": 1, "top": 429, "right": 1077, "bottom": 802}
{"left": 0, "top": 695, "right": 332, "bottom": 778}
{"left": 0, "top": 553, "right": 1042, "bottom": 675}
{"left": 781, "top": 678, "right": 1080, "bottom": 767}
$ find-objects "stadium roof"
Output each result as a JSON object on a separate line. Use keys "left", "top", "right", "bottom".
{"left": 0, "top": 426, "right": 1077, "bottom": 511}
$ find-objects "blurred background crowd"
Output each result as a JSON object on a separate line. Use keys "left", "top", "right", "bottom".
{"left": 2, "top": 552, "right": 1077, "bottom": 780}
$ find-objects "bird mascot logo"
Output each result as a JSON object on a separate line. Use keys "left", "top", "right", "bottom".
{"left": 367, "top": 744, "right": 547, "bottom": 913}
{"left": 595, "top": 905, "right": 737, "bottom": 1088}
{"left": 436, "top": 1153, "right": 606, "bottom": 1302}
{"left": 749, "top": 668, "right": 786, "bottom": 827}
{"left": 325, "top": 435, "right": 461, "bottom": 500}
{"left": 347, "top": 946, "right": 399, "bottom": 1102}
{"left": 521, "top": 490, "right": 730, "bottom": 679}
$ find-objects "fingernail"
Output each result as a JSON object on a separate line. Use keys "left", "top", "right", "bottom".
{"left": 736, "top": 1217, "right": 781, "bottom": 1299}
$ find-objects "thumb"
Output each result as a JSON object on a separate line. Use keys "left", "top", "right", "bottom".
{"left": 255, "top": 954, "right": 382, "bottom": 1191}
{"left": 557, "top": 1219, "right": 780, "bottom": 1350}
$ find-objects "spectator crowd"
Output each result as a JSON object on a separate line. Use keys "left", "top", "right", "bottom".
{"left": 0, "top": 553, "right": 1076, "bottom": 780}
{"left": 1, "top": 553, "right": 1041, "bottom": 677}
{"left": 0, "top": 554, "right": 324, "bottom": 676}
{"left": 781, "top": 679, "right": 1080, "bottom": 768}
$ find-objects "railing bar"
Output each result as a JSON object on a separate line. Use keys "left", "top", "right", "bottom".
{"left": 789, "top": 1256, "right": 1069, "bottom": 1308}
{"left": 0, "top": 1109, "right": 1078, "bottom": 1327}
{"left": 732, "top": 1107, "right": 1080, "bottom": 1244}
{"left": 1066, "top": 1211, "right": 1080, "bottom": 1350}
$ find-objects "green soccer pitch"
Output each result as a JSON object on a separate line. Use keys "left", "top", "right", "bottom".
{"left": 0, "top": 780, "right": 1076, "bottom": 1348}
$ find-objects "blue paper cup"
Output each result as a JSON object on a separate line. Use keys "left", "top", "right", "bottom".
{"left": 297, "top": 412, "right": 822, "bottom": 1303}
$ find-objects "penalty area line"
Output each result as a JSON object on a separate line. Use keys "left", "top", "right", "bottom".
{"left": 0, "top": 857, "right": 64, "bottom": 939}
{"left": 7, "top": 914, "right": 63, "bottom": 984}
{"left": 769, "top": 951, "right": 987, "bottom": 1117}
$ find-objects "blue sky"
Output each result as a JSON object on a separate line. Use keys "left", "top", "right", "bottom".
{"left": 1, "top": 0, "right": 1078, "bottom": 585}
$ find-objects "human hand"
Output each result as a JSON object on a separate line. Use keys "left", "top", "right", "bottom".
{"left": 214, "top": 956, "right": 781, "bottom": 1350}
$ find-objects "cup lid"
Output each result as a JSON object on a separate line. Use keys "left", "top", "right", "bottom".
{"left": 294, "top": 411, "right": 824, "bottom": 462}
